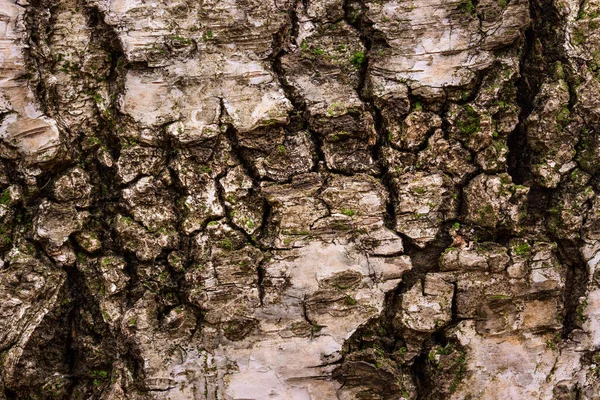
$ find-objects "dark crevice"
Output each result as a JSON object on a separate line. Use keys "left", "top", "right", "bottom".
{"left": 558, "top": 240, "right": 590, "bottom": 339}
{"left": 507, "top": 26, "right": 536, "bottom": 184}
{"left": 15, "top": 1, "right": 142, "bottom": 397}
{"left": 335, "top": 225, "right": 454, "bottom": 398}
{"left": 508, "top": 0, "right": 570, "bottom": 185}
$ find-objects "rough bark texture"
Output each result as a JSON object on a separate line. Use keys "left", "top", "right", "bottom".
{"left": 2, "top": 0, "right": 600, "bottom": 399}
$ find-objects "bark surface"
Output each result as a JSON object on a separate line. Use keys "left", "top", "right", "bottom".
{"left": 1, "top": 0, "right": 600, "bottom": 399}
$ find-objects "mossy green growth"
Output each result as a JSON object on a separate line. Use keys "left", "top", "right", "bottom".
{"left": 344, "top": 295, "right": 358, "bottom": 306}
{"left": 351, "top": 51, "right": 365, "bottom": 68}
{"left": 427, "top": 344, "right": 468, "bottom": 392}
{"left": 341, "top": 208, "right": 356, "bottom": 217}
{"left": 171, "top": 35, "right": 193, "bottom": 45}
{"left": 449, "top": 353, "right": 467, "bottom": 393}
{"left": 458, "top": 0, "right": 476, "bottom": 16}
{"left": 477, "top": 204, "right": 496, "bottom": 225}
{"left": 92, "top": 92, "right": 103, "bottom": 104}
{"left": 0, "top": 234, "right": 11, "bottom": 247}
{"left": 91, "top": 370, "right": 110, "bottom": 387}
{"left": 0, "top": 190, "right": 10, "bottom": 205}
{"left": 219, "top": 238, "right": 234, "bottom": 250}
{"left": 577, "top": 299, "right": 588, "bottom": 323}
{"left": 456, "top": 105, "right": 481, "bottom": 136}
{"left": 573, "top": 28, "right": 586, "bottom": 45}
{"left": 553, "top": 61, "right": 565, "bottom": 80}
{"left": 556, "top": 106, "right": 570, "bottom": 128}
{"left": 513, "top": 242, "right": 531, "bottom": 256}
{"left": 576, "top": 127, "right": 600, "bottom": 174}
{"left": 545, "top": 333, "right": 561, "bottom": 351}
{"left": 443, "top": 246, "right": 457, "bottom": 254}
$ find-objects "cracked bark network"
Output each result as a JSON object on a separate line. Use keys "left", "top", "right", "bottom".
{"left": 1, "top": 0, "right": 600, "bottom": 399}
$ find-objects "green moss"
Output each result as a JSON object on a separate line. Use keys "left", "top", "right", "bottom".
{"left": 158, "top": 270, "right": 169, "bottom": 281}
{"left": 458, "top": 0, "right": 476, "bottom": 16}
{"left": 0, "top": 190, "right": 10, "bottom": 205}
{"left": 120, "top": 137, "right": 138, "bottom": 150}
{"left": 92, "top": 92, "right": 103, "bottom": 104}
{"left": 456, "top": 105, "right": 481, "bottom": 136}
{"left": 449, "top": 353, "right": 467, "bottom": 393}
{"left": 545, "top": 333, "right": 561, "bottom": 351}
{"left": 351, "top": 51, "right": 365, "bottom": 68}
{"left": 513, "top": 242, "right": 531, "bottom": 256}
{"left": 556, "top": 106, "right": 570, "bottom": 128}
{"left": 477, "top": 204, "right": 496, "bottom": 225}
{"left": 577, "top": 299, "right": 588, "bottom": 323}
{"left": 344, "top": 295, "right": 358, "bottom": 306}
{"left": 573, "top": 28, "right": 586, "bottom": 45}
{"left": 226, "top": 194, "right": 236, "bottom": 204}
{"left": 0, "top": 234, "right": 11, "bottom": 246}
{"left": 341, "top": 208, "right": 355, "bottom": 217}
{"left": 88, "top": 136, "right": 103, "bottom": 147}
{"left": 59, "top": 60, "right": 80, "bottom": 73}
{"left": 327, "top": 102, "right": 346, "bottom": 116}
{"left": 492, "top": 140, "right": 509, "bottom": 152}
{"left": 218, "top": 238, "right": 233, "bottom": 250}
{"left": 313, "top": 47, "right": 325, "bottom": 56}
{"left": 553, "top": 61, "right": 565, "bottom": 80}
{"left": 171, "top": 35, "right": 193, "bottom": 46}
{"left": 91, "top": 370, "right": 110, "bottom": 387}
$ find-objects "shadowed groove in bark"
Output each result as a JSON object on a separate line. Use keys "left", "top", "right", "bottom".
{"left": 16, "top": 1, "right": 151, "bottom": 397}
